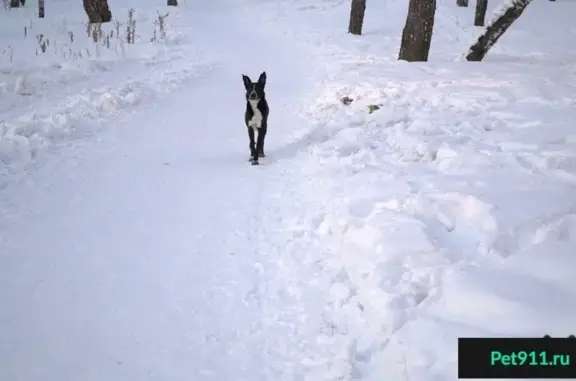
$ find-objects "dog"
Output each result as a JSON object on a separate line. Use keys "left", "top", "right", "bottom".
{"left": 242, "top": 71, "right": 269, "bottom": 165}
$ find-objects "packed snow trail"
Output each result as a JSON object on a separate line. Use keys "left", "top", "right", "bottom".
{"left": 0, "top": 2, "right": 324, "bottom": 380}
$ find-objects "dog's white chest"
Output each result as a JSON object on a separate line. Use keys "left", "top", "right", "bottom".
{"left": 248, "top": 100, "right": 263, "bottom": 129}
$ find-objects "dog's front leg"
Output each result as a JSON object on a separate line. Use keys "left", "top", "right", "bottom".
{"left": 248, "top": 127, "right": 258, "bottom": 163}
{"left": 257, "top": 123, "right": 267, "bottom": 158}
{"left": 256, "top": 127, "right": 266, "bottom": 158}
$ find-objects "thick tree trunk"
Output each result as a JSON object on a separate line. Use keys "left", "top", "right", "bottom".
{"left": 38, "top": 0, "right": 44, "bottom": 18}
{"left": 466, "top": 0, "right": 533, "bottom": 61}
{"left": 348, "top": 0, "right": 366, "bottom": 35}
{"left": 167, "top": 0, "right": 178, "bottom": 6}
{"left": 398, "top": 0, "right": 437, "bottom": 62}
{"left": 474, "top": 0, "right": 487, "bottom": 26}
{"left": 457, "top": 0, "right": 469, "bottom": 6}
{"left": 9, "top": 0, "right": 19, "bottom": 8}
{"left": 83, "top": 0, "right": 112, "bottom": 23}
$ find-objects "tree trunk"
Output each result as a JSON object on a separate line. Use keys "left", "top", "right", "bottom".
{"left": 474, "top": 0, "right": 487, "bottom": 26}
{"left": 398, "top": 0, "right": 437, "bottom": 62}
{"left": 83, "top": 0, "right": 112, "bottom": 23}
{"left": 466, "top": 0, "right": 533, "bottom": 61}
{"left": 457, "top": 0, "right": 468, "bottom": 6}
{"left": 348, "top": 0, "right": 366, "bottom": 35}
{"left": 9, "top": 0, "right": 19, "bottom": 8}
{"left": 20, "top": 0, "right": 25, "bottom": 5}
{"left": 38, "top": 0, "right": 44, "bottom": 18}
{"left": 167, "top": 0, "right": 178, "bottom": 5}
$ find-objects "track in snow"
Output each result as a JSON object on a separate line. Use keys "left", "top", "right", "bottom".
{"left": 0, "top": 2, "right": 323, "bottom": 380}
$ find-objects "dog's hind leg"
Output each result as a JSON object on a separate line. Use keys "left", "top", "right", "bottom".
{"left": 248, "top": 127, "right": 259, "bottom": 164}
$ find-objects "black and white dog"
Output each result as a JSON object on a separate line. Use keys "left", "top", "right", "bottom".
{"left": 242, "top": 72, "right": 269, "bottom": 165}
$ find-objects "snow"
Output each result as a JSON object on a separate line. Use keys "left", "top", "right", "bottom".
{"left": 1, "top": 0, "right": 575, "bottom": 380}
{"left": 0, "top": 0, "right": 217, "bottom": 180}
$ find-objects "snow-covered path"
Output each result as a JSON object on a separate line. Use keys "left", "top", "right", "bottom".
{"left": 0, "top": 3, "right": 322, "bottom": 380}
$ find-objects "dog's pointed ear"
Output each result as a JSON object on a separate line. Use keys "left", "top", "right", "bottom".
{"left": 242, "top": 74, "right": 252, "bottom": 90}
{"left": 257, "top": 71, "right": 266, "bottom": 86}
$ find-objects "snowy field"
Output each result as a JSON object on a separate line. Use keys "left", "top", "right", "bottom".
{"left": 1, "top": 0, "right": 575, "bottom": 380}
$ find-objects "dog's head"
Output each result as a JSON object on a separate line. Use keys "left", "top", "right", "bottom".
{"left": 242, "top": 71, "right": 266, "bottom": 103}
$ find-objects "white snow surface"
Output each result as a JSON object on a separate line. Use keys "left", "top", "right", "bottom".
{"left": 1, "top": 0, "right": 575, "bottom": 380}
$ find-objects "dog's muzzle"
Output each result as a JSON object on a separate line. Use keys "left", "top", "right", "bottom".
{"left": 249, "top": 91, "right": 258, "bottom": 100}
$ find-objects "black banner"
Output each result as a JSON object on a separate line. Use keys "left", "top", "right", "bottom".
{"left": 458, "top": 337, "right": 576, "bottom": 379}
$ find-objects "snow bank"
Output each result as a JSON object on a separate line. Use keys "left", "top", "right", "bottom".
{"left": 295, "top": 69, "right": 576, "bottom": 379}
{"left": 0, "top": 0, "right": 218, "bottom": 180}
{"left": 0, "top": 61, "right": 216, "bottom": 178}
{"left": 257, "top": 0, "right": 576, "bottom": 379}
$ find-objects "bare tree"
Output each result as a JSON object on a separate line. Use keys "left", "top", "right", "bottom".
{"left": 474, "top": 0, "right": 487, "bottom": 26}
{"left": 83, "top": 0, "right": 112, "bottom": 23}
{"left": 398, "top": 0, "right": 437, "bottom": 62}
{"left": 167, "top": 0, "right": 178, "bottom": 5}
{"left": 466, "top": 0, "right": 533, "bottom": 61}
{"left": 348, "top": 0, "right": 366, "bottom": 35}
{"left": 457, "top": 0, "right": 469, "bottom": 6}
{"left": 38, "top": 0, "right": 44, "bottom": 17}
